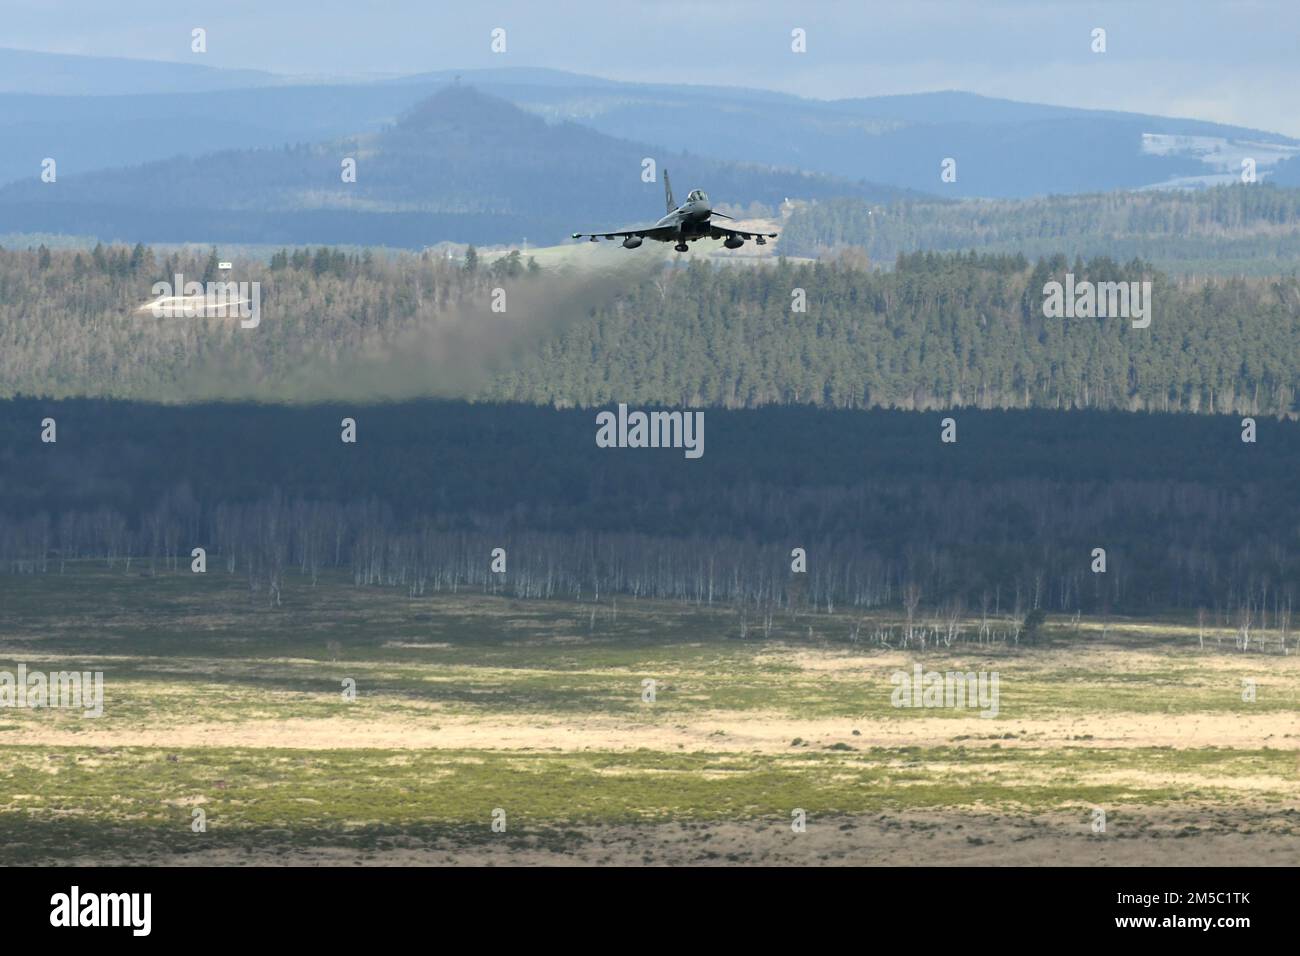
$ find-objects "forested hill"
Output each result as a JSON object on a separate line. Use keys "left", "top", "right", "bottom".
{"left": 2, "top": 244, "right": 1298, "bottom": 415}
{"left": 779, "top": 184, "right": 1300, "bottom": 276}
{"left": 494, "top": 252, "right": 1300, "bottom": 415}
{"left": 0, "top": 85, "right": 915, "bottom": 248}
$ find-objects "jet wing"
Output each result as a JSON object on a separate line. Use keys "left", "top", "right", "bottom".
{"left": 708, "top": 222, "right": 779, "bottom": 241}
{"left": 570, "top": 224, "right": 678, "bottom": 241}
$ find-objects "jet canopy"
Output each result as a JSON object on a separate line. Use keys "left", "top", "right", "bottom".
{"left": 686, "top": 189, "right": 709, "bottom": 203}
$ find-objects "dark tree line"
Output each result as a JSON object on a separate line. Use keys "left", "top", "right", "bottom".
{"left": 1, "top": 399, "right": 1296, "bottom": 625}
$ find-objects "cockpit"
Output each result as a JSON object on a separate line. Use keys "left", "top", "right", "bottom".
{"left": 686, "top": 189, "right": 709, "bottom": 204}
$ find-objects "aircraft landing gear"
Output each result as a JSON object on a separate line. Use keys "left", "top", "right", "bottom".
{"left": 674, "top": 242, "right": 689, "bottom": 252}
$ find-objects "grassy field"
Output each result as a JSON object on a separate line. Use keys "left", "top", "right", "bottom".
{"left": 1, "top": 567, "right": 1297, "bottom": 865}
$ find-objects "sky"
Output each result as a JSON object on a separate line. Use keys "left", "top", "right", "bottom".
{"left": 6, "top": 0, "right": 1300, "bottom": 136}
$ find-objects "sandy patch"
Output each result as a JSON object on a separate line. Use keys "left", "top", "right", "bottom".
{"left": 5, "top": 710, "right": 1298, "bottom": 755}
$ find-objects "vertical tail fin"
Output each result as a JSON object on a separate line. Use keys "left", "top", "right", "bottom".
{"left": 664, "top": 169, "right": 675, "bottom": 213}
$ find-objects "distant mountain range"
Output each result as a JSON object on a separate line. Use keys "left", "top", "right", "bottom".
{"left": 3, "top": 50, "right": 1300, "bottom": 246}
{"left": 0, "top": 48, "right": 290, "bottom": 96}
{"left": 0, "top": 85, "right": 914, "bottom": 247}
{"left": 449, "top": 70, "right": 1300, "bottom": 197}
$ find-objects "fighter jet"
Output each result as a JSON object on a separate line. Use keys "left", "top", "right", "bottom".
{"left": 571, "top": 171, "right": 777, "bottom": 252}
